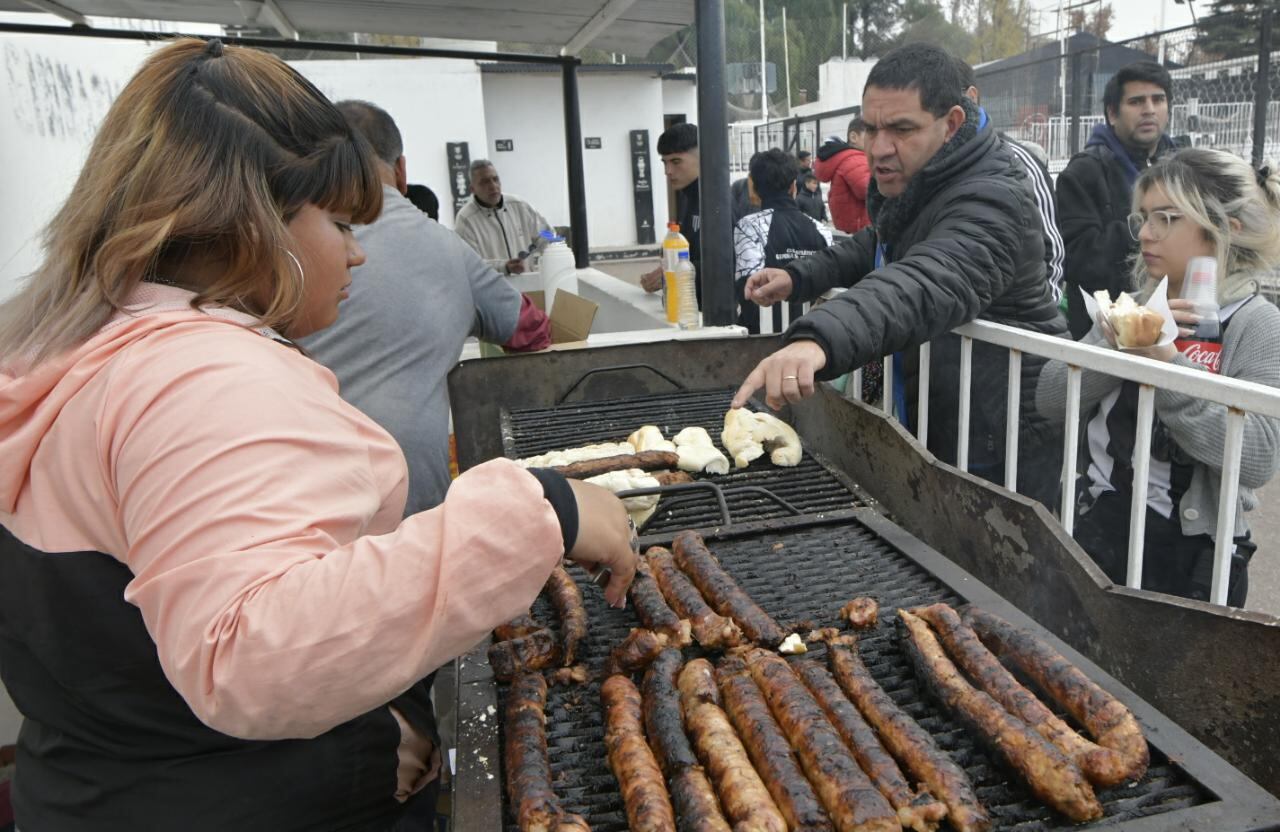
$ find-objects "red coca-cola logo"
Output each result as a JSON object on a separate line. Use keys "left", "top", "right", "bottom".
{"left": 1175, "top": 339, "right": 1223, "bottom": 373}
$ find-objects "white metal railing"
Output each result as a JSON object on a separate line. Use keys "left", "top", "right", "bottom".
{"left": 842, "top": 318, "right": 1280, "bottom": 606}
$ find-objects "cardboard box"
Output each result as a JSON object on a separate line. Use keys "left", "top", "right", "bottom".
{"left": 478, "top": 289, "right": 599, "bottom": 356}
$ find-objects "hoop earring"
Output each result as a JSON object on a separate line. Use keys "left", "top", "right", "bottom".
{"left": 284, "top": 249, "right": 305, "bottom": 283}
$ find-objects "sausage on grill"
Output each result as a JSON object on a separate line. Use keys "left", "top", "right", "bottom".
{"left": 899, "top": 611, "right": 1102, "bottom": 822}
{"left": 552, "top": 450, "right": 681, "bottom": 479}
{"left": 641, "top": 649, "right": 732, "bottom": 832}
{"left": 745, "top": 649, "right": 899, "bottom": 832}
{"left": 826, "top": 635, "right": 990, "bottom": 832}
{"left": 504, "top": 672, "right": 589, "bottom": 832}
{"left": 606, "top": 628, "right": 669, "bottom": 676}
{"left": 679, "top": 658, "right": 787, "bottom": 832}
{"left": 914, "top": 604, "right": 1131, "bottom": 788}
{"left": 840, "top": 598, "right": 879, "bottom": 631}
{"left": 630, "top": 559, "right": 693, "bottom": 648}
{"left": 672, "top": 531, "right": 787, "bottom": 647}
{"left": 544, "top": 565, "right": 587, "bottom": 666}
{"left": 962, "top": 606, "right": 1150, "bottom": 786}
{"left": 716, "top": 655, "right": 833, "bottom": 832}
{"left": 647, "top": 547, "right": 744, "bottom": 649}
{"left": 494, "top": 612, "right": 541, "bottom": 643}
{"left": 602, "top": 674, "right": 677, "bottom": 832}
{"left": 793, "top": 660, "right": 947, "bottom": 832}
{"left": 653, "top": 470, "right": 695, "bottom": 486}
{"left": 489, "top": 628, "right": 559, "bottom": 682}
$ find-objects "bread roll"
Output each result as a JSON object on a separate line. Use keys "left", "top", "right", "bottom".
{"left": 1095, "top": 292, "right": 1164, "bottom": 348}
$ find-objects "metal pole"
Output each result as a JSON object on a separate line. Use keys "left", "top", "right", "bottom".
{"left": 842, "top": 2, "right": 848, "bottom": 60}
{"left": 1253, "top": 9, "right": 1273, "bottom": 168}
{"left": 1058, "top": 0, "right": 1067, "bottom": 118}
{"left": 696, "top": 0, "right": 736, "bottom": 327}
{"left": 783, "top": 6, "right": 793, "bottom": 117}
{"left": 759, "top": 0, "right": 768, "bottom": 122}
{"left": 561, "top": 60, "right": 590, "bottom": 268}
{"left": 1069, "top": 49, "right": 1083, "bottom": 155}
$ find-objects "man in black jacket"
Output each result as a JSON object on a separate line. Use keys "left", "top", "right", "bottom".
{"left": 734, "top": 148, "right": 833, "bottom": 333}
{"left": 733, "top": 43, "right": 1067, "bottom": 506}
{"left": 1058, "top": 61, "right": 1175, "bottom": 337}
{"left": 641, "top": 123, "right": 703, "bottom": 298}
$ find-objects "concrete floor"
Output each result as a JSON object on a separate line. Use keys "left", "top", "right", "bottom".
{"left": 592, "top": 258, "right": 1280, "bottom": 616}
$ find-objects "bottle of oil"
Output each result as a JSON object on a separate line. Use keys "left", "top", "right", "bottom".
{"left": 674, "top": 250, "right": 700, "bottom": 329}
{"left": 661, "top": 222, "right": 689, "bottom": 324}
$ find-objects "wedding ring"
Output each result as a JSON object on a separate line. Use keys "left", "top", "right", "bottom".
{"left": 783, "top": 374, "right": 799, "bottom": 381}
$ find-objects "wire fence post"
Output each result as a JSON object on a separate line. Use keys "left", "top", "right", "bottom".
{"left": 1069, "top": 49, "right": 1083, "bottom": 157}
{"left": 1253, "top": 9, "right": 1273, "bottom": 168}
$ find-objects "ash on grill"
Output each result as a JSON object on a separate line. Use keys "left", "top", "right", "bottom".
{"left": 503, "top": 388, "right": 871, "bottom": 533}
{"left": 496, "top": 519, "right": 1210, "bottom": 832}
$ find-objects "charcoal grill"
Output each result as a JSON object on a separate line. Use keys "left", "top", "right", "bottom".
{"left": 448, "top": 336, "right": 1280, "bottom": 801}
{"left": 451, "top": 509, "right": 1280, "bottom": 831}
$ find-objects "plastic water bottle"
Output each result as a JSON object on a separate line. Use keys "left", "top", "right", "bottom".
{"left": 675, "top": 250, "right": 700, "bottom": 329}
{"left": 662, "top": 223, "right": 689, "bottom": 324}
{"left": 1183, "top": 256, "right": 1220, "bottom": 339}
{"left": 538, "top": 234, "right": 577, "bottom": 315}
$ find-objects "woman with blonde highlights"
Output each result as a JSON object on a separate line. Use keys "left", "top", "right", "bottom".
{"left": 0, "top": 38, "right": 635, "bottom": 830}
{"left": 1038, "top": 148, "right": 1280, "bottom": 606}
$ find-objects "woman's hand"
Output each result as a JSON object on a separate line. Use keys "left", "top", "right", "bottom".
{"left": 1168, "top": 298, "right": 1202, "bottom": 339}
{"left": 564, "top": 479, "right": 638, "bottom": 607}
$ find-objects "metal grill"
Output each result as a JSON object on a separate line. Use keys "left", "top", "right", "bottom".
{"left": 502, "top": 387, "right": 871, "bottom": 533}
{"left": 482, "top": 513, "right": 1242, "bottom": 832}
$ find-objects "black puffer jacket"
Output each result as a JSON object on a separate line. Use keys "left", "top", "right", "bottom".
{"left": 783, "top": 101, "right": 1067, "bottom": 497}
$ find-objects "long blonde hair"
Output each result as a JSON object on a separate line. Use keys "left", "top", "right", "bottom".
{"left": 0, "top": 38, "right": 381, "bottom": 367}
{"left": 1131, "top": 148, "right": 1280, "bottom": 301}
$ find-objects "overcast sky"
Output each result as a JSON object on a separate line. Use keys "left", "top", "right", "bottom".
{"left": 1030, "top": 0, "right": 1199, "bottom": 44}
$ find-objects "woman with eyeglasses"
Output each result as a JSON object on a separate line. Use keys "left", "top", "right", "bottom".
{"left": 1037, "top": 148, "right": 1280, "bottom": 607}
{"left": 0, "top": 39, "right": 637, "bottom": 831}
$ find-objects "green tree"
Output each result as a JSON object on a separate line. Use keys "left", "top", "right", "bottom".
{"left": 969, "top": 0, "right": 1035, "bottom": 63}
{"left": 1196, "top": 0, "right": 1277, "bottom": 60}
{"left": 893, "top": 0, "right": 977, "bottom": 57}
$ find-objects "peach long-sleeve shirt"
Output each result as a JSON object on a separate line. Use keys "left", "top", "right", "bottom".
{"left": 0, "top": 285, "right": 564, "bottom": 740}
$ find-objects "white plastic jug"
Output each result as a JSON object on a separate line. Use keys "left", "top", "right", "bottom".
{"left": 539, "top": 239, "right": 578, "bottom": 314}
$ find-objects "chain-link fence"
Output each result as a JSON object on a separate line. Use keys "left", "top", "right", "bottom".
{"left": 740, "top": 9, "right": 1279, "bottom": 176}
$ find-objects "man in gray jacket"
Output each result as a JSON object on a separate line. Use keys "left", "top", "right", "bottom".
{"left": 734, "top": 44, "right": 1067, "bottom": 505}
{"left": 453, "top": 159, "right": 552, "bottom": 275}
{"left": 301, "top": 101, "right": 549, "bottom": 517}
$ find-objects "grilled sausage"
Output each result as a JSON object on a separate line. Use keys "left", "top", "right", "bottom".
{"left": 672, "top": 531, "right": 787, "bottom": 647}
{"left": 504, "top": 673, "right": 588, "bottom": 832}
{"left": 962, "top": 606, "right": 1150, "bottom": 786}
{"left": 544, "top": 565, "right": 586, "bottom": 666}
{"left": 826, "top": 635, "right": 990, "bottom": 832}
{"left": 552, "top": 450, "right": 681, "bottom": 479}
{"left": 647, "top": 547, "right": 744, "bottom": 649}
{"left": 716, "top": 655, "right": 833, "bottom": 831}
{"left": 653, "top": 470, "right": 696, "bottom": 486}
{"left": 913, "top": 605, "right": 1130, "bottom": 788}
{"left": 631, "top": 559, "right": 693, "bottom": 648}
{"left": 489, "top": 628, "right": 559, "bottom": 682}
{"left": 547, "top": 665, "right": 590, "bottom": 687}
{"left": 899, "top": 610, "right": 1102, "bottom": 822}
{"left": 745, "top": 649, "right": 899, "bottom": 832}
{"left": 606, "top": 628, "right": 669, "bottom": 676}
{"left": 495, "top": 612, "right": 541, "bottom": 643}
{"left": 679, "top": 659, "right": 787, "bottom": 832}
{"left": 603, "top": 674, "right": 677, "bottom": 832}
{"left": 793, "top": 660, "right": 947, "bottom": 832}
{"left": 641, "top": 649, "right": 732, "bottom": 832}
{"left": 840, "top": 598, "right": 879, "bottom": 631}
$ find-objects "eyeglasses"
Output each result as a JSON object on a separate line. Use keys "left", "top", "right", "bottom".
{"left": 1127, "top": 210, "right": 1185, "bottom": 241}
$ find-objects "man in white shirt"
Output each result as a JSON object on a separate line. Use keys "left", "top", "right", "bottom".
{"left": 453, "top": 159, "right": 552, "bottom": 274}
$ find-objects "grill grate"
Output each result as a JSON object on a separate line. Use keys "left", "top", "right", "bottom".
{"left": 497, "top": 519, "right": 1213, "bottom": 832}
{"left": 502, "top": 388, "right": 869, "bottom": 533}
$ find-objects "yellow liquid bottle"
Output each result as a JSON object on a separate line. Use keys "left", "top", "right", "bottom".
{"left": 661, "top": 222, "right": 688, "bottom": 324}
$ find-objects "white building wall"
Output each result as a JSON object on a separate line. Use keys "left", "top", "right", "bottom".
{"left": 661, "top": 76, "right": 698, "bottom": 122}
{"left": 481, "top": 71, "right": 673, "bottom": 248}
{"left": 294, "top": 57, "right": 487, "bottom": 228}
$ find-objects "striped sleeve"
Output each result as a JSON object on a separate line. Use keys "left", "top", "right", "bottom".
{"left": 1006, "top": 139, "right": 1065, "bottom": 302}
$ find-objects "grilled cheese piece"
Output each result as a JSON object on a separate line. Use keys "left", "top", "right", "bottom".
{"left": 721, "top": 409, "right": 802, "bottom": 469}
{"left": 672, "top": 426, "right": 730, "bottom": 475}
{"left": 627, "top": 425, "right": 678, "bottom": 454}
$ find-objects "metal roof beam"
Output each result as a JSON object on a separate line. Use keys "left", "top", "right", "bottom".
{"left": 259, "top": 0, "right": 298, "bottom": 40}
{"left": 561, "top": 0, "right": 635, "bottom": 56}
{"left": 20, "top": 0, "right": 87, "bottom": 25}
